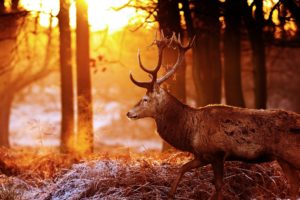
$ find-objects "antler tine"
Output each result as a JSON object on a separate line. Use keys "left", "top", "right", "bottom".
{"left": 153, "top": 38, "right": 166, "bottom": 73}
{"left": 157, "top": 36, "right": 194, "bottom": 85}
{"left": 142, "top": 31, "right": 169, "bottom": 78}
{"left": 168, "top": 32, "right": 181, "bottom": 49}
{"left": 177, "top": 33, "right": 182, "bottom": 45}
{"left": 131, "top": 32, "right": 192, "bottom": 90}
{"left": 137, "top": 49, "right": 155, "bottom": 74}
{"left": 131, "top": 31, "right": 170, "bottom": 91}
{"left": 169, "top": 32, "right": 176, "bottom": 45}
{"left": 160, "top": 29, "right": 165, "bottom": 40}
{"left": 137, "top": 44, "right": 165, "bottom": 78}
{"left": 129, "top": 72, "right": 152, "bottom": 90}
{"left": 184, "top": 35, "right": 195, "bottom": 51}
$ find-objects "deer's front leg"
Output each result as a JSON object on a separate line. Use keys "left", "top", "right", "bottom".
{"left": 168, "top": 158, "right": 204, "bottom": 199}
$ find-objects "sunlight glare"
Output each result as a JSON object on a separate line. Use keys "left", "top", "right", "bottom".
{"left": 20, "top": 0, "right": 59, "bottom": 27}
{"left": 20, "top": 0, "right": 137, "bottom": 33}
{"left": 85, "top": 0, "right": 136, "bottom": 32}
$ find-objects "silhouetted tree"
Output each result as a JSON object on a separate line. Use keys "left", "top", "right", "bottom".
{"left": 0, "top": 3, "right": 28, "bottom": 146}
{"left": 0, "top": 22, "right": 54, "bottom": 147}
{"left": 191, "top": 0, "right": 222, "bottom": 106}
{"left": 0, "top": 0, "right": 4, "bottom": 13}
{"left": 224, "top": 0, "right": 245, "bottom": 107}
{"left": 58, "top": 0, "right": 75, "bottom": 153}
{"left": 11, "top": 0, "right": 19, "bottom": 10}
{"left": 0, "top": 96, "right": 13, "bottom": 146}
{"left": 242, "top": 0, "right": 267, "bottom": 109}
{"left": 76, "top": 0, "right": 93, "bottom": 154}
{"left": 157, "top": 0, "right": 186, "bottom": 103}
{"left": 157, "top": 0, "right": 186, "bottom": 151}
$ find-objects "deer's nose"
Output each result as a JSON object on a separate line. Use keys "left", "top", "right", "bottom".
{"left": 126, "top": 111, "right": 138, "bottom": 119}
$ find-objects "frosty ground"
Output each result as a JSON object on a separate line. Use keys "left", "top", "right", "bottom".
{"left": 0, "top": 147, "right": 295, "bottom": 200}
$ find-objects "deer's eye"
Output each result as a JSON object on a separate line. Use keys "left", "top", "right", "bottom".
{"left": 142, "top": 98, "right": 149, "bottom": 103}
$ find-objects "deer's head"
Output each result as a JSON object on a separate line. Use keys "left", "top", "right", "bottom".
{"left": 127, "top": 33, "right": 193, "bottom": 120}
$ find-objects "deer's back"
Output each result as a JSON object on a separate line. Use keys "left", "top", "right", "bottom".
{"left": 191, "top": 105, "right": 300, "bottom": 163}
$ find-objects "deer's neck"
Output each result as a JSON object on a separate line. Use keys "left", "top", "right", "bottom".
{"left": 154, "top": 93, "right": 194, "bottom": 152}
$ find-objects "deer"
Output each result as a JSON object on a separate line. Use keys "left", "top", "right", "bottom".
{"left": 126, "top": 33, "right": 300, "bottom": 200}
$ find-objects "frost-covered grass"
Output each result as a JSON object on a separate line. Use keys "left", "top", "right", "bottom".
{"left": 0, "top": 147, "right": 295, "bottom": 200}
{"left": 0, "top": 184, "right": 23, "bottom": 200}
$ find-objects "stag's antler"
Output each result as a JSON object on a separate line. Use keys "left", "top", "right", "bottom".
{"left": 157, "top": 33, "right": 194, "bottom": 84}
{"left": 130, "top": 32, "right": 194, "bottom": 91}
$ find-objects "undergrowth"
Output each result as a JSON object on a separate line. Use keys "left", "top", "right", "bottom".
{"left": 0, "top": 184, "right": 23, "bottom": 200}
{"left": 0, "top": 147, "right": 296, "bottom": 199}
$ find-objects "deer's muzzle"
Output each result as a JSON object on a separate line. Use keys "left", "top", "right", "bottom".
{"left": 126, "top": 111, "right": 138, "bottom": 119}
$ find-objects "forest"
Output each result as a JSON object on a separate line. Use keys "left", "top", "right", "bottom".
{"left": 0, "top": 0, "right": 300, "bottom": 199}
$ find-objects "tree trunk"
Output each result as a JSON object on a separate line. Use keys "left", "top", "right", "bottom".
{"left": 59, "top": 0, "right": 75, "bottom": 153}
{"left": 192, "top": 0, "right": 222, "bottom": 106}
{"left": 182, "top": 0, "right": 194, "bottom": 38}
{"left": 253, "top": 0, "right": 267, "bottom": 109}
{"left": 0, "top": 0, "right": 4, "bottom": 13}
{"left": 157, "top": 0, "right": 186, "bottom": 151}
{"left": 11, "top": 0, "right": 19, "bottom": 10}
{"left": 157, "top": 0, "right": 186, "bottom": 103}
{"left": 0, "top": 8, "right": 22, "bottom": 147}
{"left": 0, "top": 94, "right": 13, "bottom": 147}
{"left": 76, "top": 0, "right": 93, "bottom": 154}
{"left": 224, "top": 0, "right": 245, "bottom": 107}
{"left": 242, "top": 0, "right": 267, "bottom": 109}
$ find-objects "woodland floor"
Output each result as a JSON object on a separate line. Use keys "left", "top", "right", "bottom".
{"left": 0, "top": 146, "right": 297, "bottom": 200}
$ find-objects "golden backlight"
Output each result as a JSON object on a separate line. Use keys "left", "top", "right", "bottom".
{"left": 20, "top": 0, "right": 137, "bottom": 32}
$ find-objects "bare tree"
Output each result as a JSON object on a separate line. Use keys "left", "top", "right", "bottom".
{"left": 0, "top": 5, "right": 23, "bottom": 146}
{"left": 224, "top": 0, "right": 245, "bottom": 107}
{"left": 242, "top": 0, "right": 267, "bottom": 109}
{"left": 157, "top": 0, "right": 186, "bottom": 151}
{"left": 0, "top": 2, "right": 55, "bottom": 147}
{"left": 157, "top": 0, "right": 186, "bottom": 103}
{"left": 76, "top": 0, "right": 93, "bottom": 154}
{"left": 0, "top": 0, "right": 4, "bottom": 13}
{"left": 58, "top": 0, "right": 75, "bottom": 153}
{"left": 191, "top": 0, "right": 222, "bottom": 106}
{"left": 12, "top": 0, "right": 19, "bottom": 10}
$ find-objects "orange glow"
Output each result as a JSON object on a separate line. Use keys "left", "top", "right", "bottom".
{"left": 85, "top": 0, "right": 136, "bottom": 32}
{"left": 20, "top": 0, "right": 139, "bottom": 32}
{"left": 20, "top": 0, "right": 59, "bottom": 27}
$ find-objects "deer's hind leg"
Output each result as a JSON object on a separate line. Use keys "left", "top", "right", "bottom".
{"left": 211, "top": 159, "right": 224, "bottom": 200}
{"left": 277, "top": 159, "right": 300, "bottom": 200}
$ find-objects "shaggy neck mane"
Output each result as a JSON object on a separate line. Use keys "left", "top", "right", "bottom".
{"left": 154, "top": 91, "right": 194, "bottom": 152}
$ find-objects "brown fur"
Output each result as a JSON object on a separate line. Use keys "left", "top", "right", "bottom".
{"left": 127, "top": 86, "right": 300, "bottom": 199}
